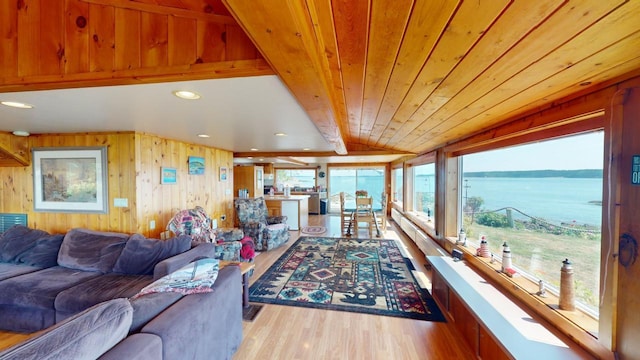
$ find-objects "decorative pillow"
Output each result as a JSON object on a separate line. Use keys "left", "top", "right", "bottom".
{"left": 0, "top": 225, "right": 50, "bottom": 263}
{"left": 132, "top": 258, "right": 219, "bottom": 299}
{"left": 57, "top": 228, "right": 129, "bottom": 274}
{"left": 15, "top": 234, "right": 65, "bottom": 267}
{"left": 113, "top": 234, "right": 192, "bottom": 275}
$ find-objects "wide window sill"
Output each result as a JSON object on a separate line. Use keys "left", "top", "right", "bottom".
{"left": 443, "top": 236, "right": 608, "bottom": 358}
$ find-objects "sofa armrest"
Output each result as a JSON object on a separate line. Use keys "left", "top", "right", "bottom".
{"left": 98, "top": 333, "right": 162, "bottom": 360}
{"left": 152, "top": 243, "right": 215, "bottom": 280}
{"left": 141, "top": 266, "right": 243, "bottom": 359}
{"left": 266, "top": 215, "right": 287, "bottom": 224}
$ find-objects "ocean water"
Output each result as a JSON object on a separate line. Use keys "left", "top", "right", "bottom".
{"left": 463, "top": 177, "right": 603, "bottom": 227}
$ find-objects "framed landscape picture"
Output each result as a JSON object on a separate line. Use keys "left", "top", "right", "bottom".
{"left": 32, "top": 147, "right": 108, "bottom": 213}
{"left": 188, "top": 156, "right": 205, "bottom": 175}
{"left": 161, "top": 167, "right": 177, "bottom": 184}
{"left": 220, "top": 167, "right": 228, "bottom": 181}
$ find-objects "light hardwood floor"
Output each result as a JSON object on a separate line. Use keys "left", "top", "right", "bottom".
{"left": 235, "top": 214, "right": 475, "bottom": 360}
{"left": 0, "top": 215, "right": 476, "bottom": 359}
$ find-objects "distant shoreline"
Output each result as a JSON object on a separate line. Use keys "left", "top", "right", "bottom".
{"left": 464, "top": 169, "right": 602, "bottom": 178}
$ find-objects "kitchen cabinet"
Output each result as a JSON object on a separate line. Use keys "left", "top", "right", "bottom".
{"left": 263, "top": 195, "right": 309, "bottom": 230}
{"left": 234, "top": 166, "right": 264, "bottom": 198}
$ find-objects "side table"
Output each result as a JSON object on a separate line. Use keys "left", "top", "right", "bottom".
{"left": 219, "top": 260, "right": 255, "bottom": 308}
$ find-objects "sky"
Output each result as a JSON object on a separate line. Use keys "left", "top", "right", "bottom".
{"left": 462, "top": 131, "right": 605, "bottom": 172}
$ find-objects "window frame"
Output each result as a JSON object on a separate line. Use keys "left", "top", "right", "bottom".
{"left": 274, "top": 167, "right": 318, "bottom": 190}
{"left": 441, "top": 114, "right": 607, "bottom": 349}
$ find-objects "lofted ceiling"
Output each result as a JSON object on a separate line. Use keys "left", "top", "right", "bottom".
{"left": 1, "top": 0, "right": 640, "bottom": 166}
{"left": 223, "top": 0, "right": 640, "bottom": 155}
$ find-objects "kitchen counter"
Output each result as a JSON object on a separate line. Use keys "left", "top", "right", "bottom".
{"left": 263, "top": 195, "right": 309, "bottom": 230}
{"left": 271, "top": 192, "right": 326, "bottom": 214}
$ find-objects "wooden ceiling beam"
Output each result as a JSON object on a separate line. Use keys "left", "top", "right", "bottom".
{"left": 81, "top": 0, "right": 237, "bottom": 24}
{"left": 0, "top": 59, "right": 273, "bottom": 93}
{"left": 222, "top": 0, "right": 348, "bottom": 155}
{"left": 234, "top": 150, "right": 413, "bottom": 158}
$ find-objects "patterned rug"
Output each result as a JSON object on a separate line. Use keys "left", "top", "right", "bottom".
{"left": 248, "top": 236, "right": 445, "bottom": 321}
{"left": 301, "top": 226, "right": 327, "bottom": 234}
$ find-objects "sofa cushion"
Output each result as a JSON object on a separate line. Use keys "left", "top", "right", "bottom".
{"left": 15, "top": 234, "right": 64, "bottom": 268}
{"left": 0, "top": 225, "right": 51, "bottom": 263}
{"left": 0, "top": 298, "right": 133, "bottom": 360}
{"left": 57, "top": 228, "right": 128, "bottom": 274}
{"left": 0, "top": 263, "right": 43, "bottom": 281}
{"left": 0, "top": 266, "right": 101, "bottom": 310}
{"left": 112, "top": 234, "right": 191, "bottom": 275}
{"left": 55, "top": 274, "right": 153, "bottom": 321}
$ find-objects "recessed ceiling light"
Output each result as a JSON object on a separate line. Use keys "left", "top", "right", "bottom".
{"left": 248, "top": 157, "right": 253, "bottom": 159}
{"left": 1, "top": 101, "right": 33, "bottom": 109}
{"left": 250, "top": 148, "right": 259, "bottom": 151}
{"left": 12, "top": 130, "right": 30, "bottom": 137}
{"left": 197, "top": 134, "right": 210, "bottom": 138}
{"left": 274, "top": 132, "right": 287, "bottom": 136}
{"left": 259, "top": 158, "right": 264, "bottom": 161}
{"left": 172, "top": 90, "right": 201, "bottom": 100}
{"left": 302, "top": 148, "right": 311, "bottom": 151}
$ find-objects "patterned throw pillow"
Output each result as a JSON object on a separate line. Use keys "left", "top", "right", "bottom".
{"left": 131, "top": 258, "right": 219, "bottom": 299}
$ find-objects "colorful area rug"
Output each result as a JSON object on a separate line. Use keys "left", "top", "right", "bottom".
{"left": 301, "top": 226, "right": 327, "bottom": 235}
{"left": 248, "top": 236, "right": 445, "bottom": 321}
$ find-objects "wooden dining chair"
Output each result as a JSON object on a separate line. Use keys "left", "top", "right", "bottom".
{"left": 339, "top": 192, "right": 352, "bottom": 236}
{"left": 354, "top": 196, "right": 375, "bottom": 236}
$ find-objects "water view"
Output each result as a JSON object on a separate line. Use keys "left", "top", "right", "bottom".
{"left": 463, "top": 177, "right": 602, "bottom": 227}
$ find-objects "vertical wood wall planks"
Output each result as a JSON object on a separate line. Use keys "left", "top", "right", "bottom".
{"left": 17, "top": 0, "right": 41, "bottom": 77}
{"left": 89, "top": 4, "right": 115, "bottom": 73}
{"left": 65, "top": 0, "right": 90, "bottom": 74}
{"left": 197, "top": 20, "right": 225, "bottom": 62}
{"left": 40, "top": 0, "right": 64, "bottom": 75}
{"left": 115, "top": 8, "right": 140, "bottom": 70}
{"left": 225, "top": 24, "right": 256, "bottom": 60}
{"left": 0, "top": 0, "right": 18, "bottom": 78}
{"left": 141, "top": 12, "right": 168, "bottom": 68}
{"left": 168, "top": 16, "right": 196, "bottom": 65}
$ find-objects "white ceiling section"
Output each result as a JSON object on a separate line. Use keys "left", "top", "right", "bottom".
{"left": 0, "top": 75, "right": 333, "bottom": 154}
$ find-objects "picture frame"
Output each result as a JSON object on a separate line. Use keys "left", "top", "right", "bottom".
{"left": 219, "top": 167, "right": 228, "bottom": 181}
{"left": 188, "top": 156, "right": 205, "bottom": 175}
{"left": 161, "top": 167, "right": 178, "bottom": 184}
{"left": 33, "top": 147, "right": 108, "bottom": 213}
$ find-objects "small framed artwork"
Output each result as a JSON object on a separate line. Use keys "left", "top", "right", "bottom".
{"left": 161, "top": 167, "right": 177, "bottom": 184}
{"left": 220, "top": 167, "right": 228, "bottom": 181}
{"left": 188, "top": 156, "right": 205, "bottom": 175}
{"left": 32, "top": 147, "right": 108, "bottom": 213}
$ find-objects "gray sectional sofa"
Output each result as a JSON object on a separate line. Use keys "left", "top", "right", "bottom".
{"left": 0, "top": 225, "right": 243, "bottom": 359}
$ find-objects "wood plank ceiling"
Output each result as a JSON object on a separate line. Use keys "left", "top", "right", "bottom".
{"left": 222, "top": 0, "right": 640, "bottom": 156}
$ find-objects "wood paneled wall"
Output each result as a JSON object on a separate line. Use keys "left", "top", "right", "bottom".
{"left": 0, "top": 0, "right": 269, "bottom": 92}
{"left": 0, "top": 132, "right": 233, "bottom": 238}
{"left": 134, "top": 133, "right": 234, "bottom": 238}
{"left": 0, "top": 132, "right": 136, "bottom": 234}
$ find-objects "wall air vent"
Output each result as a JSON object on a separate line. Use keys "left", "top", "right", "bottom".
{"left": 0, "top": 213, "right": 27, "bottom": 233}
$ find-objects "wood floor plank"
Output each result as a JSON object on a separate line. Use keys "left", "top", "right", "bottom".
{"left": 236, "top": 214, "right": 477, "bottom": 360}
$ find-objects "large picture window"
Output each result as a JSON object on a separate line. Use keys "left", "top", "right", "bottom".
{"left": 410, "top": 162, "right": 435, "bottom": 224}
{"left": 328, "top": 167, "right": 385, "bottom": 212}
{"left": 461, "top": 131, "right": 604, "bottom": 317}
{"left": 275, "top": 168, "right": 317, "bottom": 190}
{"left": 392, "top": 167, "right": 403, "bottom": 206}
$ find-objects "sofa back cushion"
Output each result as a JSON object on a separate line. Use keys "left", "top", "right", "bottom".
{"left": 0, "top": 225, "right": 51, "bottom": 263}
{"left": 58, "top": 228, "right": 129, "bottom": 274}
{"left": 0, "top": 298, "right": 133, "bottom": 360}
{"left": 15, "top": 234, "right": 65, "bottom": 267}
{"left": 112, "top": 234, "right": 192, "bottom": 275}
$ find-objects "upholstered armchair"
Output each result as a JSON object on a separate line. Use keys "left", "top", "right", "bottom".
{"left": 167, "top": 207, "right": 253, "bottom": 262}
{"left": 234, "top": 197, "right": 290, "bottom": 251}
